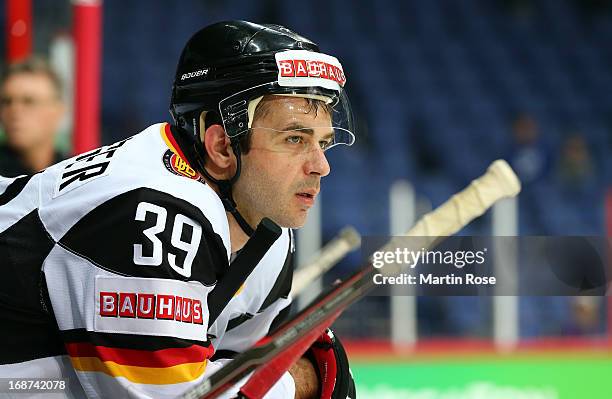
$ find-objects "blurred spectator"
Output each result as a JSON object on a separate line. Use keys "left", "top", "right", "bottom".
{"left": 506, "top": 113, "right": 552, "bottom": 185}
{"left": 0, "top": 57, "right": 66, "bottom": 177}
{"left": 563, "top": 296, "right": 601, "bottom": 336}
{"left": 556, "top": 133, "right": 596, "bottom": 191}
{"left": 553, "top": 133, "right": 603, "bottom": 232}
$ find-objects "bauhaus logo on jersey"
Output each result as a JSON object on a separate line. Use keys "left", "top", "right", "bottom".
{"left": 95, "top": 276, "right": 209, "bottom": 340}
{"left": 99, "top": 291, "right": 204, "bottom": 324}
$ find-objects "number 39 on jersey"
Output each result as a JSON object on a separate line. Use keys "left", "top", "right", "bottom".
{"left": 133, "top": 201, "right": 203, "bottom": 278}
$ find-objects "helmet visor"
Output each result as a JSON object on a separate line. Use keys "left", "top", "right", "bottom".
{"left": 219, "top": 82, "right": 355, "bottom": 152}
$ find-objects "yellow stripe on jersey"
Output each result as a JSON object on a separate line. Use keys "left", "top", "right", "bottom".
{"left": 234, "top": 283, "right": 245, "bottom": 296}
{"left": 70, "top": 356, "right": 207, "bottom": 385}
{"left": 160, "top": 123, "right": 179, "bottom": 154}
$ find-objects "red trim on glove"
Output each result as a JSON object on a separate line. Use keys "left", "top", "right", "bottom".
{"left": 309, "top": 331, "right": 338, "bottom": 399}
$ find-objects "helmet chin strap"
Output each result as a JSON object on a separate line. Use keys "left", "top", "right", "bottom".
{"left": 201, "top": 141, "right": 255, "bottom": 237}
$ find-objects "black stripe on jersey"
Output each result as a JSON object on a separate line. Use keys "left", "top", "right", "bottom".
{"left": 210, "top": 349, "right": 239, "bottom": 361}
{"left": 268, "top": 302, "right": 292, "bottom": 334}
{"left": 59, "top": 187, "right": 228, "bottom": 285}
{"left": 0, "top": 300, "right": 66, "bottom": 364}
{"left": 0, "top": 210, "right": 65, "bottom": 364}
{"left": 61, "top": 328, "right": 210, "bottom": 350}
{"left": 258, "top": 241, "right": 294, "bottom": 312}
{"left": 226, "top": 313, "right": 254, "bottom": 331}
{"left": 207, "top": 218, "right": 281, "bottom": 327}
{"left": 0, "top": 175, "right": 32, "bottom": 206}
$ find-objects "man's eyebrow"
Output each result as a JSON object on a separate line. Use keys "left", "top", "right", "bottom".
{"left": 281, "top": 123, "right": 334, "bottom": 139}
{"left": 281, "top": 123, "right": 314, "bottom": 134}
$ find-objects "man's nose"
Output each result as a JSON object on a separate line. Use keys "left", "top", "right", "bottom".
{"left": 304, "top": 147, "right": 331, "bottom": 177}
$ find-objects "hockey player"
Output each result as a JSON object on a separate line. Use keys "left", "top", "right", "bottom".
{"left": 0, "top": 21, "right": 355, "bottom": 398}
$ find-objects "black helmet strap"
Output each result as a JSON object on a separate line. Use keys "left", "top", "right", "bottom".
{"left": 200, "top": 140, "right": 255, "bottom": 237}
{"left": 169, "top": 124, "right": 255, "bottom": 237}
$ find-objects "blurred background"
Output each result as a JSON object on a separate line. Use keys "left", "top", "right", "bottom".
{"left": 2, "top": 0, "right": 611, "bottom": 397}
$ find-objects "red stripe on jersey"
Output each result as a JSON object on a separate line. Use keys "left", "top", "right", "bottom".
{"left": 65, "top": 341, "right": 214, "bottom": 368}
{"left": 164, "top": 123, "right": 190, "bottom": 163}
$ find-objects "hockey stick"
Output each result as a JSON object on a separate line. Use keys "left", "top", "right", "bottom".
{"left": 181, "top": 159, "right": 521, "bottom": 399}
{"left": 290, "top": 226, "right": 361, "bottom": 297}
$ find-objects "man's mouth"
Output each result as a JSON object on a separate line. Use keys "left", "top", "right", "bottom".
{"left": 296, "top": 190, "right": 317, "bottom": 207}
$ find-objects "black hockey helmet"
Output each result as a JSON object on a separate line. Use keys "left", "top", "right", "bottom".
{"left": 171, "top": 20, "right": 354, "bottom": 144}
{"left": 169, "top": 21, "right": 354, "bottom": 234}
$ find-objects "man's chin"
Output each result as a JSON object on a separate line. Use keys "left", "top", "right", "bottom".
{"left": 273, "top": 212, "right": 308, "bottom": 229}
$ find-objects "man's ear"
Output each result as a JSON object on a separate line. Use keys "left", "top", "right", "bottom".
{"left": 203, "top": 124, "right": 234, "bottom": 176}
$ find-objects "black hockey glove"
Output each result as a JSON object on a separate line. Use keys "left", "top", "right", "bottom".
{"left": 306, "top": 328, "right": 356, "bottom": 399}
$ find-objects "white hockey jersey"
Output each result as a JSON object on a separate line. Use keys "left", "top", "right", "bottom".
{"left": 0, "top": 123, "right": 295, "bottom": 398}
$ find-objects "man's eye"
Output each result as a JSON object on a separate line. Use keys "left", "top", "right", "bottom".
{"left": 286, "top": 135, "right": 303, "bottom": 144}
